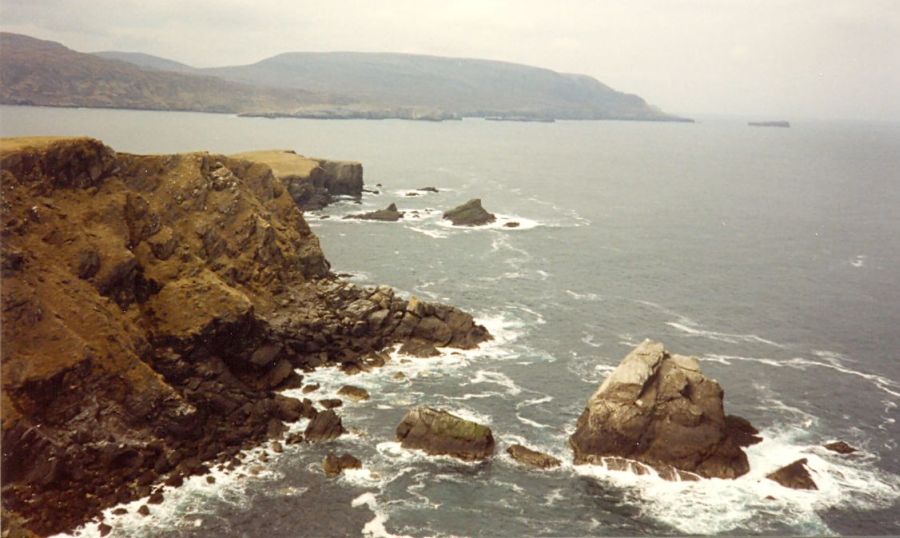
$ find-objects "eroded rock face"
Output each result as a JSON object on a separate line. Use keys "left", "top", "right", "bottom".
{"left": 767, "top": 459, "right": 817, "bottom": 490}
{"left": 442, "top": 199, "right": 496, "bottom": 226}
{"left": 0, "top": 137, "right": 489, "bottom": 535}
{"left": 396, "top": 407, "right": 494, "bottom": 461}
{"left": 569, "top": 340, "right": 760, "bottom": 479}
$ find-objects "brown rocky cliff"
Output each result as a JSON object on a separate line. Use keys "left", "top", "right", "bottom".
{"left": 0, "top": 137, "right": 489, "bottom": 535}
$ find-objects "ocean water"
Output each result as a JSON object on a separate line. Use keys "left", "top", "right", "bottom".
{"left": 2, "top": 106, "right": 899, "bottom": 536}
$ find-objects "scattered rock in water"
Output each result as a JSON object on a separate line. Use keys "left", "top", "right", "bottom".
{"left": 569, "top": 340, "right": 760, "bottom": 479}
{"left": 396, "top": 407, "right": 495, "bottom": 461}
{"left": 319, "top": 398, "right": 343, "bottom": 409}
{"left": 767, "top": 458, "right": 818, "bottom": 490}
{"left": 405, "top": 192, "right": 420, "bottom": 197}
{"left": 506, "top": 444, "right": 561, "bottom": 469}
{"left": 137, "top": 505, "right": 150, "bottom": 517}
{"left": 98, "top": 523, "right": 112, "bottom": 536}
{"left": 442, "top": 198, "right": 496, "bottom": 226}
{"left": 392, "top": 372, "right": 407, "bottom": 382}
{"left": 337, "top": 385, "right": 370, "bottom": 402}
{"left": 345, "top": 203, "right": 404, "bottom": 221}
{"left": 504, "top": 221, "right": 520, "bottom": 228}
{"left": 271, "top": 441, "right": 283, "bottom": 453}
{"left": 206, "top": 475, "right": 216, "bottom": 484}
{"left": 302, "top": 383, "right": 321, "bottom": 393}
{"left": 147, "top": 490, "right": 164, "bottom": 505}
{"left": 418, "top": 187, "right": 439, "bottom": 193}
{"left": 823, "top": 441, "right": 857, "bottom": 454}
{"left": 322, "top": 452, "right": 362, "bottom": 476}
{"left": 111, "top": 508, "right": 128, "bottom": 516}
{"left": 305, "top": 410, "right": 345, "bottom": 442}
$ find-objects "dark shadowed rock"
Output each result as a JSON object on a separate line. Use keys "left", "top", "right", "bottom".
{"left": 506, "top": 444, "right": 561, "bottom": 469}
{"left": 767, "top": 458, "right": 818, "bottom": 490}
{"left": 304, "top": 410, "right": 345, "bottom": 442}
{"left": 319, "top": 398, "right": 343, "bottom": 409}
{"left": 418, "top": 187, "right": 439, "bottom": 193}
{"left": 396, "top": 407, "right": 494, "bottom": 461}
{"left": 569, "top": 340, "right": 759, "bottom": 479}
{"left": 345, "top": 203, "right": 403, "bottom": 221}
{"left": 442, "top": 199, "right": 496, "bottom": 226}
{"left": 322, "top": 452, "right": 362, "bottom": 476}
{"left": 823, "top": 441, "right": 857, "bottom": 454}
{"left": 398, "top": 339, "right": 440, "bottom": 358}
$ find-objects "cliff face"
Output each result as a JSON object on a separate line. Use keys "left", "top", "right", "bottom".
{"left": 0, "top": 137, "right": 489, "bottom": 535}
{"left": 230, "top": 150, "right": 363, "bottom": 210}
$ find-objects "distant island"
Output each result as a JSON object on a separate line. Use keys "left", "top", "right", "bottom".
{"left": 0, "top": 32, "right": 691, "bottom": 123}
{"left": 748, "top": 121, "right": 791, "bottom": 128}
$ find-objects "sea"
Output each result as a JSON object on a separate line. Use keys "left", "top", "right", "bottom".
{"left": 2, "top": 105, "right": 898, "bottom": 537}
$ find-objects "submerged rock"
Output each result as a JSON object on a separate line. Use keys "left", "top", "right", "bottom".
{"left": 442, "top": 199, "right": 496, "bottom": 226}
{"left": 322, "top": 452, "right": 362, "bottom": 476}
{"left": 506, "top": 444, "right": 561, "bottom": 469}
{"left": 823, "top": 441, "right": 857, "bottom": 454}
{"left": 396, "top": 407, "right": 495, "bottom": 461}
{"left": 569, "top": 340, "right": 760, "bottom": 479}
{"left": 345, "top": 203, "right": 404, "bottom": 221}
{"left": 767, "top": 458, "right": 818, "bottom": 490}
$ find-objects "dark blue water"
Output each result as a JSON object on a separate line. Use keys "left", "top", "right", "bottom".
{"left": 3, "top": 106, "right": 898, "bottom": 536}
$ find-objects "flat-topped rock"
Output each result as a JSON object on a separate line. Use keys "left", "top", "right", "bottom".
{"left": 569, "top": 340, "right": 760, "bottom": 479}
{"left": 396, "top": 407, "right": 494, "bottom": 461}
{"left": 442, "top": 198, "right": 496, "bottom": 226}
{"left": 507, "top": 444, "right": 561, "bottom": 469}
{"left": 232, "top": 149, "right": 363, "bottom": 210}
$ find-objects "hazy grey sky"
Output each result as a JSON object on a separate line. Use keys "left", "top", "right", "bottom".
{"left": 2, "top": 0, "right": 898, "bottom": 120}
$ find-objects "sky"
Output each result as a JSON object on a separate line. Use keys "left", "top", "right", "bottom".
{"left": 1, "top": 0, "right": 898, "bottom": 121}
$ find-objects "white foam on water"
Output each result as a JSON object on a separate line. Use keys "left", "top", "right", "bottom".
{"left": 435, "top": 214, "right": 542, "bottom": 232}
{"left": 60, "top": 442, "right": 287, "bottom": 538}
{"left": 666, "top": 321, "right": 785, "bottom": 348}
{"left": 566, "top": 289, "right": 602, "bottom": 301}
{"left": 407, "top": 225, "right": 449, "bottom": 239}
{"left": 352, "top": 492, "right": 412, "bottom": 538}
{"left": 850, "top": 255, "right": 866, "bottom": 268}
{"left": 704, "top": 353, "right": 900, "bottom": 399}
{"left": 568, "top": 427, "right": 900, "bottom": 535}
{"left": 580, "top": 332, "right": 603, "bottom": 348}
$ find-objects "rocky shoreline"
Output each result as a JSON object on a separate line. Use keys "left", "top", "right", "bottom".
{"left": 0, "top": 137, "right": 865, "bottom": 537}
{"left": 0, "top": 137, "right": 489, "bottom": 535}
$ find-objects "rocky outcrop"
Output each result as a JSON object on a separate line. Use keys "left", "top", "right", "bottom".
{"left": 345, "top": 203, "right": 403, "bottom": 221}
{"left": 337, "top": 385, "right": 370, "bottom": 402}
{"left": 442, "top": 199, "right": 496, "bottom": 226}
{"left": 823, "top": 441, "right": 857, "bottom": 454}
{"left": 767, "top": 459, "right": 817, "bottom": 490}
{"left": 506, "top": 444, "right": 561, "bottom": 469}
{"left": 322, "top": 452, "right": 362, "bottom": 476}
{"left": 396, "top": 407, "right": 494, "bottom": 461}
{"left": 0, "top": 137, "right": 489, "bottom": 535}
{"left": 569, "top": 340, "right": 760, "bottom": 479}
{"left": 231, "top": 150, "right": 363, "bottom": 211}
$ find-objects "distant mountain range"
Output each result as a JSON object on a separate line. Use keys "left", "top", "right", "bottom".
{"left": 0, "top": 32, "right": 689, "bottom": 122}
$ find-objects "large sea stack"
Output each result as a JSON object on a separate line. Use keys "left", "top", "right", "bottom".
{"left": 0, "top": 137, "right": 489, "bottom": 535}
{"left": 569, "top": 340, "right": 760, "bottom": 479}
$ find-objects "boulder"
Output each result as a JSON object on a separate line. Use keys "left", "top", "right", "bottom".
{"left": 506, "top": 444, "right": 561, "bottom": 469}
{"left": 322, "top": 452, "right": 362, "bottom": 476}
{"left": 304, "top": 410, "right": 345, "bottom": 442}
{"left": 823, "top": 441, "right": 857, "bottom": 454}
{"left": 442, "top": 199, "right": 496, "bottom": 226}
{"left": 767, "top": 458, "right": 818, "bottom": 490}
{"left": 398, "top": 339, "right": 440, "bottom": 358}
{"left": 345, "top": 203, "right": 403, "bottom": 222}
{"left": 337, "top": 385, "right": 370, "bottom": 402}
{"left": 569, "top": 340, "right": 759, "bottom": 479}
{"left": 396, "top": 407, "right": 494, "bottom": 461}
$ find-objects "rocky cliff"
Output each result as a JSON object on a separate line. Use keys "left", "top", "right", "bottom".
{"left": 230, "top": 150, "right": 363, "bottom": 210}
{"left": 0, "top": 137, "right": 489, "bottom": 535}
